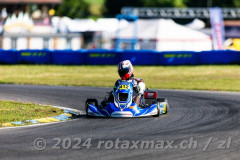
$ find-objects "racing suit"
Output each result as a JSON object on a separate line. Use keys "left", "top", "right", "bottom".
{"left": 103, "top": 76, "right": 145, "bottom": 107}
{"left": 114, "top": 77, "right": 145, "bottom": 107}
{"left": 100, "top": 75, "right": 145, "bottom": 108}
{"left": 114, "top": 77, "right": 145, "bottom": 95}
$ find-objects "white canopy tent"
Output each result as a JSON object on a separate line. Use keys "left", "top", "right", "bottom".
{"left": 50, "top": 17, "right": 212, "bottom": 51}
{"left": 112, "top": 19, "right": 212, "bottom": 51}
{"left": 51, "top": 17, "right": 129, "bottom": 32}
{"left": 185, "top": 18, "right": 206, "bottom": 30}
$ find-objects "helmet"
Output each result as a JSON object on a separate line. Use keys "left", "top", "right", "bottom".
{"left": 117, "top": 60, "right": 134, "bottom": 80}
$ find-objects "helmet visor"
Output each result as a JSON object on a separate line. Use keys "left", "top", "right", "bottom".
{"left": 118, "top": 68, "right": 129, "bottom": 77}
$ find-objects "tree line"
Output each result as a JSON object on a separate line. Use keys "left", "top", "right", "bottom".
{"left": 56, "top": 0, "right": 240, "bottom": 18}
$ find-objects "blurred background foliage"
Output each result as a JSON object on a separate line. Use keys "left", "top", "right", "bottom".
{"left": 56, "top": 0, "right": 240, "bottom": 18}
{"left": 56, "top": 0, "right": 90, "bottom": 18}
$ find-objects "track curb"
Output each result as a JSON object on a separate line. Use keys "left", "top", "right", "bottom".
{"left": 1, "top": 106, "right": 82, "bottom": 128}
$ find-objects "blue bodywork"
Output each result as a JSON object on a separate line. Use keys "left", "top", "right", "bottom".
{"left": 87, "top": 81, "right": 165, "bottom": 117}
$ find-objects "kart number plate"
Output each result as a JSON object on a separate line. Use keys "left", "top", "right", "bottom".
{"left": 119, "top": 85, "right": 130, "bottom": 90}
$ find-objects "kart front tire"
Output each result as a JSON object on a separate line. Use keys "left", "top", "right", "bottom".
{"left": 157, "top": 98, "right": 167, "bottom": 103}
{"left": 157, "top": 98, "right": 169, "bottom": 114}
{"left": 165, "top": 103, "right": 169, "bottom": 114}
{"left": 85, "top": 99, "right": 98, "bottom": 116}
{"left": 153, "top": 103, "right": 161, "bottom": 117}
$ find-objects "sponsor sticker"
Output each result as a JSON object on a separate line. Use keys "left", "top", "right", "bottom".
{"left": 111, "top": 111, "right": 133, "bottom": 117}
{"left": 129, "top": 106, "right": 134, "bottom": 109}
{"left": 147, "top": 93, "right": 154, "bottom": 98}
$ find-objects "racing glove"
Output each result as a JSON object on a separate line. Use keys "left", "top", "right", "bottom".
{"left": 133, "top": 85, "right": 140, "bottom": 93}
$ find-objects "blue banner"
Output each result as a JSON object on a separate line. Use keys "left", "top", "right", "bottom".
{"left": 85, "top": 49, "right": 121, "bottom": 65}
{"left": 158, "top": 51, "right": 199, "bottom": 65}
{"left": 199, "top": 50, "right": 239, "bottom": 64}
{"left": 0, "top": 49, "right": 240, "bottom": 65}
{"left": 52, "top": 50, "right": 84, "bottom": 65}
{"left": 17, "top": 50, "right": 52, "bottom": 64}
{"left": 210, "top": 8, "right": 225, "bottom": 50}
{"left": 0, "top": 50, "right": 18, "bottom": 64}
{"left": 121, "top": 50, "right": 158, "bottom": 65}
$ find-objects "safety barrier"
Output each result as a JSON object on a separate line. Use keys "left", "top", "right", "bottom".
{"left": 0, "top": 49, "right": 240, "bottom": 65}
{"left": 199, "top": 50, "right": 239, "bottom": 64}
{"left": 52, "top": 50, "right": 84, "bottom": 65}
{"left": 0, "top": 49, "right": 18, "bottom": 64}
{"left": 121, "top": 50, "right": 159, "bottom": 65}
{"left": 85, "top": 49, "right": 121, "bottom": 65}
{"left": 158, "top": 51, "right": 199, "bottom": 65}
{"left": 17, "top": 50, "right": 52, "bottom": 64}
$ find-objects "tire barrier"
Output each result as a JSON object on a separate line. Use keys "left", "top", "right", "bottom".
{"left": 0, "top": 49, "right": 240, "bottom": 65}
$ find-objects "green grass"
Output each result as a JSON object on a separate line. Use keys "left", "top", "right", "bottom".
{"left": 0, "top": 100, "right": 63, "bottom": 127}
{"left": 0, "top": 65, "right": 240, "bottom": 91}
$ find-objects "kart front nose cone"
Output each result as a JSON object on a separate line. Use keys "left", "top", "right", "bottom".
{"left": 111, "top": 111, "right": 133, "bottom": 117}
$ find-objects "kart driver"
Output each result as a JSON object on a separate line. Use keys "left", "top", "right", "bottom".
{"left": 101, "top": 60, "right": 145, "bottom": 107}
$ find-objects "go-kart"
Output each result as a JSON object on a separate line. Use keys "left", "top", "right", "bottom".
{"left": 85, "top": 81, "right": 169, "bottom": 117}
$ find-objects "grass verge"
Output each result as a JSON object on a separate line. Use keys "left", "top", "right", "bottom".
{"left": 0, "top": 65, "right": 240, "bottom": 91}
{"left": 0, "top": 100, "right": 63, "bottom": 127}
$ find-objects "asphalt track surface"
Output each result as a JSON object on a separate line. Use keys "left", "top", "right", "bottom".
{"left": 0, "top": 84, "right": 240, "bottom": 160}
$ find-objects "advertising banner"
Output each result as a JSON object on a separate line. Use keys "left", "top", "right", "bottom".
{"left": 210, "top": 8, "right": 225, "bottom": 50}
